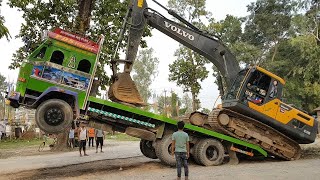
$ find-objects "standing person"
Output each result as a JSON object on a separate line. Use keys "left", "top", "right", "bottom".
{"left": 171, "top": 121, "right": 190, "bottom": 180}
{"left": 88, "top": 127, "right": 95, "bottom": 147}
{"left": 78, "top": 123, "right": 88, "bottom": 157}
{"left": 95, "top": 129, "right": 105, "bottom": 153}
{"left": 68, "top": 128, "right": 75, "bottom": 148}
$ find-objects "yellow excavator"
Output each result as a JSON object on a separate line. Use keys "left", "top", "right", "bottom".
{"left": 108, "top": 0, "right": 318, "bottom": 160}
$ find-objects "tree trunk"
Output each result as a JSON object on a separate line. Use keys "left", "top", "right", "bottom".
{"left": 76, "top": 0, "right": 95, "bottom": 34}
{"left": 51, "top": 131, "right": 69, "bottom": 151}
{"left": 191, "top": 92, "right": 196, "bottom": 111}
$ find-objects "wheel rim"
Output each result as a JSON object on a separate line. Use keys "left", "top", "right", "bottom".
{"left": 44, "top": 107, "right": 64, "bottom": 126}
{"left": 206, "top": 146, "right": 218, "bottom": 161}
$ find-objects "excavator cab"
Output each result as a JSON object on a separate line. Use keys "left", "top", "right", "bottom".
{"left": 223, "top": 66, "right": 318, "bottom": 144}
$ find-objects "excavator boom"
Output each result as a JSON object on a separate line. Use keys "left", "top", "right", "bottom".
{"left": 108, "top": 0, "right": 240, "bottom": 105}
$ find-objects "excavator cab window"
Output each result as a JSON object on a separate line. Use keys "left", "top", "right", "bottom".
{"left": 225, "top": 70, "right": 248, "bottom": 100}
{"left": 244, "top": 70, "right": 271, "bottom": 105}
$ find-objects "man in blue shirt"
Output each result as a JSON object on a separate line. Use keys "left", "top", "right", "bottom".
{"left": 171, "top": 121, "right": 190, "bottom": 180}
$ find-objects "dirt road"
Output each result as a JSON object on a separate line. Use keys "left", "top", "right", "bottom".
{"left": 1, "top": 139, "right": 320, "bottom": 180}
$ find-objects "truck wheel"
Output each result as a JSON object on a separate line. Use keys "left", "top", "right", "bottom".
{"left": 155, "top": 134, "right": 176, "bottom": 166}
{"left": 140, "top": 139, "right": 157, "bottom": 159}
{"left": 196, "top": 139, "right": 225, "bottom": 166}
{"left": 35, "top": 99, "right": 73, "bottom": 134}
{"left": 192, "top": 141, "right": 202, "bottom": 165}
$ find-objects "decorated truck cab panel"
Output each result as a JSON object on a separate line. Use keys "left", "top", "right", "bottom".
{"left": 10, "top": 28, "right": 102, "bottom": 110}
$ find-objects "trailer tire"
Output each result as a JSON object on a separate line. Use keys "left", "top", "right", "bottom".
{"left": 192, "top": 141, "right": 202, "bottom": 165}
{"left": 155, "top": 134, "right": 176, "bottom": 166}
{"left": 35, "top": 99, "right": 73, "bottom": 134}
{"left": 140, "top": 139, "right": 157, "bottom": 159}
{"left": 196, "top": 139, "right": 225, "bottom": 166}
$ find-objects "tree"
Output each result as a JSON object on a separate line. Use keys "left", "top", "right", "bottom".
{"left": 168, "top": 0, "right": 210, "bottom": 111}
{"left": 157, "top": 94, "right": 169, "bottom": 116}
{"left": 243, "top": 0, "right": 296, "bottom": 64}
{"left": 179, "top": 93, "right": 192, "bottom": 115}
{"left": 132, "top": 48, "right": 159, "bottom": 104}
{"left": 170, "top": 91, "right": 181, "bottom": 117}
{"left": 169, "top": 47, "right": 208, "bottom": 111}
{"left": 0, "top": 0, "right": 10, "bottom": 40}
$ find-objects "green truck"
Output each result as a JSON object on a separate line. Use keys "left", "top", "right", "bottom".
{"left": 7, "top": 28, "right": 268, "bottom": 166}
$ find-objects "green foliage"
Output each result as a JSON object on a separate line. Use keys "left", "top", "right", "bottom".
{"left": 7, "top": 0, "right": 150, "bottom": 89}
{"left": 168, "top": 0, "right": 211, "bottom": 22}
{"left": 168, "top": 0, "right": 210, "bottom": 111}
{"left": 0, "top": 0, "right": 10, "bottom": 40}
{"left": 268, "top": 35, "right": 320, "bottom": 112}
{"left": 132, "top": 48, "right": 159, "bottom": 103}
{"left": 170, "top": 91, "right": 181, "bottom": 117}
{"left": 169, "top": 47, "right": 208, "bottom": 111}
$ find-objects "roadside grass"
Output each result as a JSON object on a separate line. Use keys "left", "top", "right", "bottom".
{"left": 0, "top": 133, "right": 138, "bottom": 150}
{"left": 0, "top": 139, "right": 42, "bottom": 149}
{"left": 0, "top": 138, "right": 55, "bottom": 150}
{"left": 106, "top": 133, "right": 139, "bottom": 141}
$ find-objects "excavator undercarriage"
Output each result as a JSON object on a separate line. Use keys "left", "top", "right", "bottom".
{"left": 206, "top": 109, "right": 301, "bottom": 160}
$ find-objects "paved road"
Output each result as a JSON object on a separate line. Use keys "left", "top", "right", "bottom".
{"left": 0, "top": 141, "right": 141, "bottom": 174}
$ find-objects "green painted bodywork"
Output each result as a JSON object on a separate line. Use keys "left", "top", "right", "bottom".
{"left": 15, "top": 38, "right": 97, "bottom": 109}
{"left": 88, "top": 96, "right": 268, "bottom": 157}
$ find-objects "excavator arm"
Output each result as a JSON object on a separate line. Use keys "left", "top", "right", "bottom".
{"left": 108, "top": 0, "right": 240, "bottom": 106}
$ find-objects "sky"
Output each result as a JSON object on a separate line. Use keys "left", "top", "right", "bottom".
{"left": 0, "top": 0, "right": 255, "bottom": 109}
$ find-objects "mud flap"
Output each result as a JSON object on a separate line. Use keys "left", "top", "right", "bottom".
{"left": 108, "top": 72, "right": 145, "bottom": 106}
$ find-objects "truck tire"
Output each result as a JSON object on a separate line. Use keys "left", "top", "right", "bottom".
{"left": 140, "top": 139, "right": 157, "bottom": 159}
{"left": 35, "top": 99, "right": 73, "bottom": 134}
{"left": 195, "top": 138, "right": 225, "bottom": 166}
{"left": 192, "top": 141, "right": 202, "bottom": 165}
{"left": 155, "top": 134, "right": 176, "bottom": 166}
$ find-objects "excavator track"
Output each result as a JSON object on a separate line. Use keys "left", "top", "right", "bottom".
{"left": 208, "top": 108, "right": 301, "bottom": 160}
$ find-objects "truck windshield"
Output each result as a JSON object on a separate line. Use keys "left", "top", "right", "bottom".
{"left": 224, "top": 70, "right": 247, "bottom": 100}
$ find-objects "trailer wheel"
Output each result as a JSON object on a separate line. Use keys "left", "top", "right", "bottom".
{"left": 196, "top": 139, "right": 225, "bottom": 166}
{"left": 192, "top": 141, "right": 202, "bottom": 165}
{"left": 155, "top": 134, "right": 176, "bottom": 166}
{"left": 35, "top": 99, "right": 73, "bottom": 134}
{"left": 140, "top": 139, "right": 158, "bottom": 159}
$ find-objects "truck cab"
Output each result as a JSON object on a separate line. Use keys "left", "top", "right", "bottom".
{"left": 8, "top": 28, "right": 103, "bottom": 133}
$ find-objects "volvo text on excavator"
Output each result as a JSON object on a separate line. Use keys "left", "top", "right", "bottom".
{"left": 108, "top": 0, "right": 318, "bottom": 160}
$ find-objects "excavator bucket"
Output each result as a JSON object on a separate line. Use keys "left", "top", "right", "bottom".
{"left": 108, "top": 72, "right": 145, "bottom": 106}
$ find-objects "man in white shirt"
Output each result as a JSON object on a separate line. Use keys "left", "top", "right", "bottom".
{"left": 78, "top": 123, "right": 88, "bottom": 157}
{"left": 95, "top": 129, "right": 105, "bottom": 153}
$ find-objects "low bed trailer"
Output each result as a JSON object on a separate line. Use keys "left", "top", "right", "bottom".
{"left": 85, "top": 96, "right": 267, "bottom": 166}
{"left": 6, "top": 28, "right": 268, "bottom": 166}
